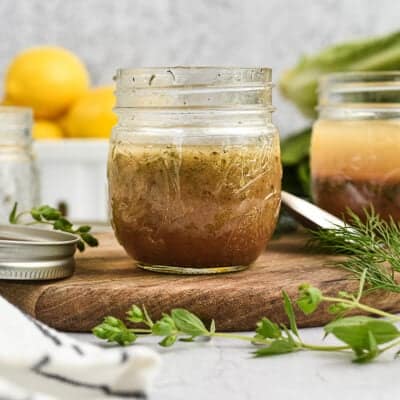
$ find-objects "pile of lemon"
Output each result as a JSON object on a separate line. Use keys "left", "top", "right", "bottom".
{"left": 2, "top": 46, "right": 117, "bottom": 140}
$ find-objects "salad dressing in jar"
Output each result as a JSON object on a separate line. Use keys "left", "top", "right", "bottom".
{"left": 311, "top": 72, "right": 400, "bottom": 221}
{"left": 108, "top": 67, "right": 281, "bottom": 274}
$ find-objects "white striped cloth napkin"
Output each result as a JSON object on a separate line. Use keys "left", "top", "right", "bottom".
{"left": 0, "top": 295, "right": 160, "bottom": 399}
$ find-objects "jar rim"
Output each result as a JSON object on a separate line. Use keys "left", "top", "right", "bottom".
{"left": 114, "top": 66, "right": 274, "bottom": 112}
{"left": 0, "top": 106, "right": 32, "bottom": 126}
{"left": 317, "top": 71, "right": 400, "bottom": 117}
{"left": 0, "top": 106, "right": 33, "bottom": 144}
{"left": 115, "top": 66, "right": 272, "bottom": 89}
{"left": 320, "top": 71, "right": 400, "bottom": 84}
{"left": 319, "top": 71, "right": 400, "bottom": 95}
{"left": 0, "top": 105, "right": 33, "bottom": 115}
{"left": 116, "top": 66, "right": 272, "bottom": 74}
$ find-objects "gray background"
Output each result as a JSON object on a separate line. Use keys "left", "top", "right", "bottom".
{"left": 1, "top": 0, "right": 399, "bottom": 136}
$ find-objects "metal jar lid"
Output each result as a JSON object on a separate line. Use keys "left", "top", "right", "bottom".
{"left": 0, "top": 225, "right": 79, "bottom": 280}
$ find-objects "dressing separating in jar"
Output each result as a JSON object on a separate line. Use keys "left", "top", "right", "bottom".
{"left": 311, "top": 72, "right": 400, "bottom": 221}
{"left": 108, "top": 67, "right": 282, "bottom": 274}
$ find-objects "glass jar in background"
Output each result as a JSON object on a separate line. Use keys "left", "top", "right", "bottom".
{"left": 108, "top": 67, "right": 282, "bottom": 274}
{"left": 0, "top": 106, "right": 39, "bottom": 222}
{"left": 311, "top": 72, "right": 400, "bottom": 221}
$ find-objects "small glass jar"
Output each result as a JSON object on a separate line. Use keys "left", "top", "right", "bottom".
{"left": 0, "top": 106, "right": 39, "bottom": 222}
{"left": 311, "top": 72, "right": 400, "bottom": 221}
{"left": 108, "top": 67, "right": 281, "bottom": 274}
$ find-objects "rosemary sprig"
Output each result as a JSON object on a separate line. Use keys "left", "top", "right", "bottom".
{"left": 9, "top": 202, "right": 99, "bottom": 252}
{"left": 309, "top": 209, "right": 400, "bottom": 293}
{"left": 93, "top": 271, "right": 400, "bottom": 364}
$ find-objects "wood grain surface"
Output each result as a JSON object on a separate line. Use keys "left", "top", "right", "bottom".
{"left": 0, "top": 232, "right": 399, "bottom": 332}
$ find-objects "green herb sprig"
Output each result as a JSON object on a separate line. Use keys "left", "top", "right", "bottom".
{"left": 309, "top": 209, "right": 400, "bottom": 293}
{"left": 9, "top": 202, "right": 99, "bottom": 252}
{"left": 93, "top": 271, "right": 400, "bottom": 363}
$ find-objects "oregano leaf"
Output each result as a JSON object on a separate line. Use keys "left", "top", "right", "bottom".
{"left": 171, "top": 309, "right": 208, "bottom": 337}
{"left": 254, "top": 340, "right": 296, "bottom": 357}
{"left": 282, "top": 291, "right": 299, "bottom": 338}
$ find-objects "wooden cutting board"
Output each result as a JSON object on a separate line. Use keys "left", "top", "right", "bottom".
{"left": 0, "top": 232, "right": 399, "bottom": 332}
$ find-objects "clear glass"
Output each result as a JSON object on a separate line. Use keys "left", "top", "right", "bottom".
{"left": 311, "top": 72, "right": 400, "bottom": 221}
{"left": 0, "top": 106, "right": 39, "bottom": 222}
{"left": 108, "top": 67, "right": 282, "bottom": 274}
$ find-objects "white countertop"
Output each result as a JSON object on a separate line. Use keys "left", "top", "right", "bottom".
{"left": 71, "top": 326, "right": 399, "bottom": 400}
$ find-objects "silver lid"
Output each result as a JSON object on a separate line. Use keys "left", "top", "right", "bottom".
{"left": 0, "top": 225, "right": 79, "bottom": 280}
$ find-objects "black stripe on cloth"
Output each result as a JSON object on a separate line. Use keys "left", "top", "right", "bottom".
{"left": 121, "top": 351, "right": 128, "bottom": 363}
{"left": 31, "top": 320, "right": 61, "bottom": 346}
{"left": 31, "top": 356, "right": 147, "bottom": 399}
{"left": 71, "top": 344, "right": 85, "bottom": 356}
{"left": 30, "top": 317, "right": 85, "bottom": 356}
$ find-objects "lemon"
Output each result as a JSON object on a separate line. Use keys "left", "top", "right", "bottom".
{"left": 0, "top": 97, "right": 13, "bottom": 106}
{"left": 33, "top": 120, "right": 64, "bottom": 140}
{"left": 5, "top": 46, "right": 90, "bottom": 118}
{"left": 57, "top": 113, "right": 69, "bottom": 133}
{"left": 63, "top": 86, "right": 117, "bottom": 139}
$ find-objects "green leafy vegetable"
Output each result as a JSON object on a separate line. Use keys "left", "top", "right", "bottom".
{"left": 8, "top": 202, "right": 99, "bottom": 252}
{"left": 281, "top": 128, "right": 312, "bottom": 166}
{"left": 276, "top": 127, "right": 312, "bottom": 234}
{"left": 280, "top": 128, "right": 312, "bottom": 199}
{"left": 279, "top": 30, "right": 400, "bottom": 117}
{"left": 297, "top": 160, "right": 311, "bottom": 197}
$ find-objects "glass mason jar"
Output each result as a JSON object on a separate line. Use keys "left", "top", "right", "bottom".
{"left": 0, "top": 106, "right": 39, "bottom": 222}
{"left": 108, "top": 67, "right": 281, "bottom": 274}
{"left": 311, "top": 72, "right": 400, "bottom": 221}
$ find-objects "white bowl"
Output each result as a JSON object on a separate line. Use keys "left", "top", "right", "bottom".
{"left": 34, "top": 139, "right": 109, "bottom": 222}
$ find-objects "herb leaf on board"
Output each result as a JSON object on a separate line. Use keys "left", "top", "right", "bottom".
{"left": 8, "top": 202, "right": 99, "bottom": 252}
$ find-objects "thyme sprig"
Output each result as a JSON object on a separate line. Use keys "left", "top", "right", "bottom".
{"left": 93, "top": 271, "right": 400, "bottom": 363}
{"left": 309, "top": 209, "right": 400, "bottom": 293}
{"left": 9, "top": 202, "right": 99, "bottom": 252}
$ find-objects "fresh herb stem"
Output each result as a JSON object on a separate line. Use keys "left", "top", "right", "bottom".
{"left": 13, "top": 210, "right": 31, "bottom": 222}
{"left": 215, "top": 332, "right": 350, "bottom": 352}
{"left": 321, "top": 296, "right": 400, "bottom": 321}
{"left": 25, "top": 221, "right": 53, "bottom": 226}
{"left": 213, "top": 332, "right": 287, "bottom": 346}
{"left": 129, "top": 328, "right": 152, "bottom": 334}
{"left": 301, "top": 343, "right": 350, "bottom": 352}
{"left": 310, "top": 209, "right": 400, "bottom": 293}
{"left": 212, "top": 332, "right": 260, "bottom": 342}
{"left": 380, "top": 338, "right": 400, "bottom": 353}
{"left": 124, "top": 325, "right": 354, "bottom": 353}
{"left": 142, "top": 305, "right": 154, "bottom": 328}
